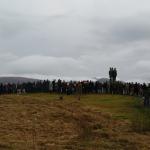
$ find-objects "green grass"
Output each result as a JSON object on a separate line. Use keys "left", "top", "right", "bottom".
{"left": 59, "top": 93, "right": 150, "bottom": 132}
{"left": 77, "top": 94, "right": 141, "bottom": 119}
{"left": 26, "top": 93, "right": 150, "bottom": 131}
{"left": 0, "top": 93, "right": 150, "bottom": 149}
{"left": 21, "top": 93, "right": 149, "bottom": 123}
{"left": 78, "top": 94, "right": 150, "bottom": 132}
{"left": 14, "top": 93, "right": 150, "bottom": 124}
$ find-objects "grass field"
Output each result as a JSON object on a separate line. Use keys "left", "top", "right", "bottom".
{"left": 0, "top": 93, "right": 150, "bottom": 150}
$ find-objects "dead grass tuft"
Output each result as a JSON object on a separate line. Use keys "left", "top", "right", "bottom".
{"left": 0, "top": 94, "right": 150, "bottom": 149}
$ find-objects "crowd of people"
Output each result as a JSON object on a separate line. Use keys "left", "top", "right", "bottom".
{"left": 0, "top": 68, "right": 149, "bottom": 106}
{"left": 0, "top": 80, "right": 50, "bottom": 94}
{"left": 0, "top": 79, "right": 149, "bottom": 97}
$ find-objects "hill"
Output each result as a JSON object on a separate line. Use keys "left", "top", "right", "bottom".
{"left": 0, "top": 77, "right": 40, "bottom": 84}
{"left": 0, "top": 94, "right": 150, "bottom": 149}
{"left": 93, "top": 77, "right": 109, "bottom": 83}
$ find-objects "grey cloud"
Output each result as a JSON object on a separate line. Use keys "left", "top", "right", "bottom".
{"left": 111, "top": 16, "right": 150, "bottom": 43}
{"left": 0, "top": 0, "right": 150, "bottom": 82}
{"left": 90, "top": 14, "right": 150, "bottom": 45}
{"left": 6, "top": 55, "right": 87, "bottom": 76}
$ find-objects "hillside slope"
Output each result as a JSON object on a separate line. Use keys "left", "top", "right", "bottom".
{"left": 0, "top": 77, "right": 40, "bottom": 84}
{"left": 0, "top": 94, "right": 149, "bottom": 150}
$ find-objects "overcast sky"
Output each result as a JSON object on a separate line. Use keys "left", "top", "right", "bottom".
{"left": 0, "top": 0, "right": 150, "bottom": 82}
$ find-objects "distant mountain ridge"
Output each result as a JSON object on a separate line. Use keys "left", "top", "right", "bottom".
{"left": 0, "top": 77, "right": 40, "bottom": 84}
{"left": 93, "top": 77, "right": 110, "bottom": 83}
{"left": 0, "top": 77, "right": 111, "bottom": 84}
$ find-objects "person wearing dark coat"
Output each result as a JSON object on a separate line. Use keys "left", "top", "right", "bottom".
{"left": 143, "top": 87, "right": 150, "bottom": 107}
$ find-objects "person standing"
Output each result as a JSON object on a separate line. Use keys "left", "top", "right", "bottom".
{"left": 143, "top": 86, "right": 150, "bottom": 107}
{"left": 76, "top": 82, "right": 82, "bottom": 100}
